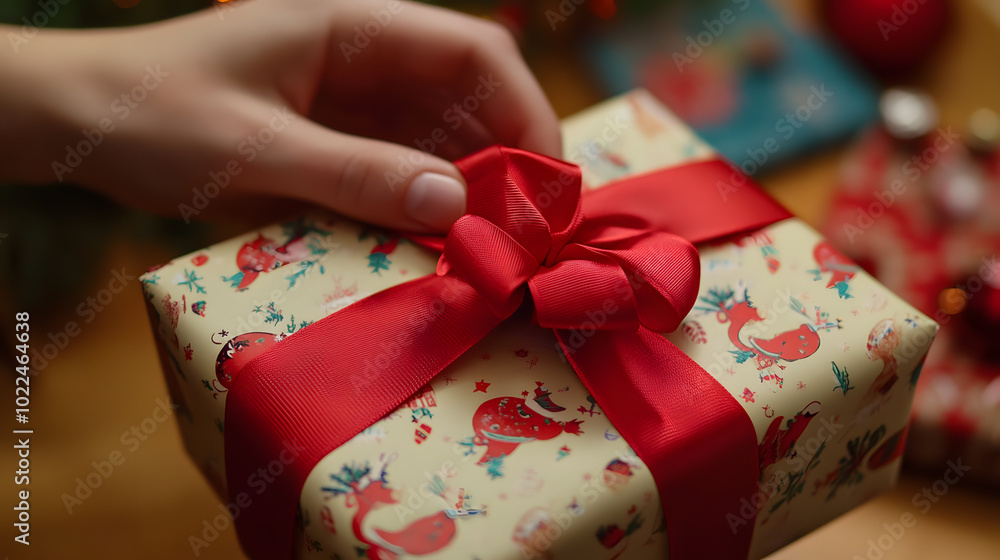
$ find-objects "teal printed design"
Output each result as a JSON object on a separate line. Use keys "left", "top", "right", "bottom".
{"left": 177, "top": 268, "right": 207, "bottom": 294}
{"left": 769, "top": 440, "right": 825, "bottom": 512}
{"left": 831, "top": 361, "right": 855, "bottom": 395}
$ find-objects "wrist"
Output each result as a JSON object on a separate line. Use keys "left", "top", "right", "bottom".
{"left": 0, "top": 26, "right": 116, "bottom": 185}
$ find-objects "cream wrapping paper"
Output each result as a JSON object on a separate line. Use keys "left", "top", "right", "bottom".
{"left": 142, "top": 90, "right": 937, "bottom": 559}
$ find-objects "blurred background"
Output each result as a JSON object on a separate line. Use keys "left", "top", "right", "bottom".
{"left": 2, "top": 0, "right": 999, "bottom": 558}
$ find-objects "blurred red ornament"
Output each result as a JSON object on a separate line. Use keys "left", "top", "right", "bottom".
{"left": 949, "top": 275, "right": 1000, "bottom": 364}
{"left": 821, "top": 0, "right": 950, "bottom": 78}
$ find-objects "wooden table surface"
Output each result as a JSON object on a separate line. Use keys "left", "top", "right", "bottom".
{"left": 3, "top": 0, "right": 1000, "bottom": 558}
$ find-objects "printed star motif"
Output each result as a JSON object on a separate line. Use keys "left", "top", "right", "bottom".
{"left": 725, "top": 367, "right": 737, "bottom": 376}
{"left": 797, "top": 381, "right": 806, "bottom": 390}
{"left": 583, "top": 473, "right": 592, "bottom": 481}
{"left": 183, "top": 344, "right": 193, "bottom": 361}
{"left": 443, "top": 375, "right": 457, "bottom": 385}
{"left": 840, "top": 341, "right": 852, "bottom": 352}
{"left": 176, "top": 268, "right": 207, "bottom": 294}
{"left": 521, "top": 390, "right": 530, "bottom": 397}
{"left": 474, "top": 379, "right": 491, "bottom": 393}
{"left": 399, "top": 269, "right": 408, "bottom": 275}
{"left": 851, "top": 309, "right": 859, "bottom": 316}
{"left": 514, "top": 349, "right": 528, "bottom": 358}
{"left": 740, "top": 388, "right": 756, "bottom": 403}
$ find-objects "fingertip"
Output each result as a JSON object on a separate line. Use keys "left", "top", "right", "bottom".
{"left": 404, "top": 171, "right": 467, "bottom": 231}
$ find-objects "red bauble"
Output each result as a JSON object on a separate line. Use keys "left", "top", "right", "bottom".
{"left": 822, "top": 0, "right": 950, "bottom": 77}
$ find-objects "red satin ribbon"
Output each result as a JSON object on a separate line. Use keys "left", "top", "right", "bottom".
{"left": 224, "top": 147, "right": 790, "bottom": 559}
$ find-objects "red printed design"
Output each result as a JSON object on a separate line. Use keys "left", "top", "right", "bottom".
{"left": 808, "top": 241, "right": 860, "bottom": 299}
{"left": 213, "top": 330, "right": 285, "bottom": 389}
{"left": 321, "top": 454, "right": 482, "bottom": 559}
{"left": 758, "top": 401, "right": 822, "bottom": 475}
{"left": 469, "top": 382, "right": 583, "bottom": 474}
{"left": 224, "top": 224, "right": 315, "bottom": 291}
{"left": 696, "top": 285, "right": 841, "bottom": 372}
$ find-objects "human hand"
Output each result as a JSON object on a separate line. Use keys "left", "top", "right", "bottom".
{"left": 2, "top": 0, "right": 561, "bottom": 230}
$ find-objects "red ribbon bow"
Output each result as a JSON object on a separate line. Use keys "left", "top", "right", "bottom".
{"left": 437, "top": 148, "right": 699, "bottom": 332}
{"left": 225, "top": 147, "right": 791, "bottom": 559}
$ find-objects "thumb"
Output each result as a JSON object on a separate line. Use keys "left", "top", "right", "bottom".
{"left": 278, "top": 120, "right": 467, "bottom": 232}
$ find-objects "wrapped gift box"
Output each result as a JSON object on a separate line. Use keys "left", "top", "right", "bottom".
{"left": 142, "top": 90, "right": 938, "bottom": 559}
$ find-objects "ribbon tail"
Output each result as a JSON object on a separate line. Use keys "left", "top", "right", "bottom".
{"left": 557, "top": 327, "right": 760, "bottom": 559}
{"left": 225, "top": 274, "right": 503, "bottom": 559}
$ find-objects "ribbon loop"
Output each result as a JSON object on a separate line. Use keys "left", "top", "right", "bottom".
{"left": 528, "top": 257, "right": 639, "bottom": 331}
{"left": 439, "top": 147, "right": 700, "bottom": 336}
{"left": 439, "top": 215, "right": 538, "bottom": 317}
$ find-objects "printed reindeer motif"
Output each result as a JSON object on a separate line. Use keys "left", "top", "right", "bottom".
{"left": 695, "top": 284, "right": 842, "bottom": 374}
{"left": 321, "top": 453, "right": 483, "bottom": 559}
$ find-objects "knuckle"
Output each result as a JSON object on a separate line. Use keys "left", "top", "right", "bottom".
{"left": 476, "top": 20, "right": 519, "bottom": 52}
{"left": 330, "top": 149, "right": 375, "bottom": 208}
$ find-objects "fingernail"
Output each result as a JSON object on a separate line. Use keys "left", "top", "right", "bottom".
{"left": 405, "top": 172, "right": 467, "bottom": 230}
